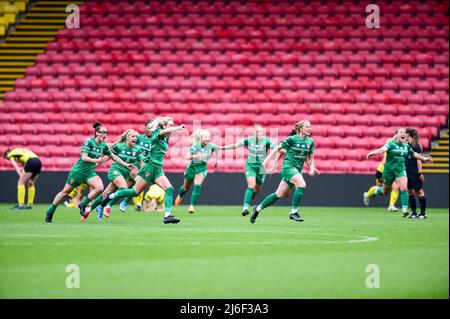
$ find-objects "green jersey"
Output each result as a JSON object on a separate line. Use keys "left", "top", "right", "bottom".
{"left": 188, "top": 141, "right": 217, "bottom": 172}
{"left": 148, "top": 128, "right": 169, "bottom": 168}
{"left": 136, "top": 133, "right": 153, "bottom": 163}
{"left": 383, "top": 140, "right": 415, "bottom": 175}
{"left": 281, "top": 135, "right": 314, "bottom": 171}
{"left": 237, "top": 136, "right": 277, "bottom": 168}
{"left": 109, "top": 142, "right": 144, "bottom": 175}
{"left": 72, "top": 137, "right": 112, "bottom": 173}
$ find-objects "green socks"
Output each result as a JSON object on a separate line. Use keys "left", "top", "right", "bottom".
{"left": 257, "top": 193, "right": 279, "bottom": 211}
{"left": 191, "top": 184, "right": 201, "bottom": 206}
{"left": 89, "top": 195, "right": 103, "bottom": 210}
{"left": 164, "top": 187, "right": 174, "bottom": 213}
{"left": 292, "top": 187, "right": 305, "bottom": 211}
{"left": 115, "top": 188, "right": 138, "bottom": 199}
{"left": 178, "top": 185, "right": 187, "bottom": 198}
{"left": 243, "top": 187, "right": 254, "bottom": 209}
{"left": 400, "top": 190, "right": 409, "bottom": 212}
{"left": 81, "top": 196, "right": 91, "bottom": 207}
{"left": 46, "top": 203, "right": 57, "bottom": 215}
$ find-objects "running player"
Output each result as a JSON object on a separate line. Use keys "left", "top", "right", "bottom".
{"left": 250, "top": 120, "right": 319, "bottom": 223}
{"left": 101, "top": 117, "right": 185, "bottom": 224}
{"left": 3, "top": 148, "right": 42, "bottom": 209}
{"left": 364, "top": 151, "right": 400, "bottom": 212}
{"left": 84, "top": 129, "right": 144, "bottom": 221}
{"left": 119, "top": 119, "right": 155, "bottom": 213}
{"left": 364, "top": 128, "right": 432, "bottom": 217}
{"left": 218, "top": 124, "right": 277, "bottom": 216}
{"left": 45, "top": 121, "right": 133, "bottom": 223}
{"left": 174, "top": 129, "right": 218, "bottom": 214}
{"left": 405, "top": 128, "right": 428, "bottom": 219}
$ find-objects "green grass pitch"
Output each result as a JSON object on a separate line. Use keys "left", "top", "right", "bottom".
{"left": 0, "top": 204, "right": 448, "bottom": 299}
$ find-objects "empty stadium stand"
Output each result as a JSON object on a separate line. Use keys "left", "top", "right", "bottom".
{"left": 0, "top": 0, "right": 448, "bottom": 174}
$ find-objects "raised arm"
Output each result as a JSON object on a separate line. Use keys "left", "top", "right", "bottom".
{"left": 367, "top": 146, "right": 388, "bottom": 159}
{"left": 159, "top": 124, "right": 186, "bottom": 136}
{"left": 412, "top": 152, "right": 433, "bottom": 163}
{"left": 218, "top": 143, "right": 239, "bottom": 150}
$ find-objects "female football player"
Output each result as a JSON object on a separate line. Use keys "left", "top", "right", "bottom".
{"left": 45, "top": 121, "right": 133, "bottom": 223}
{"left": 250, "top": 120, "right": 319, "bottom": 223}
{"left": 365, "top": 128, "right": 432, "bottom": 217}
{"left": 174, "top": 129, "right": 218, "bottom": 214}
{"left": 101, "top": 117, "right": 185, "bottom": 224}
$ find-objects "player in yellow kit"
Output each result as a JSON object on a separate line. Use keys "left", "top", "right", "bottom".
{"left": 3, "top": 148, "right": 42, "bottom": 209}
{"left": 64, "top": 183, "right": 89, "bottom": 208}
{"left": 143, "top": 184, "right": 166, "bottom": 212}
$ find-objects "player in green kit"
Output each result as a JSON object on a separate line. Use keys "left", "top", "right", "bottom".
{"left": 102, "top": 117, "right": 185, "bottom": 224}
{"left": 174, "top": 129, "right": 218, "bottom": 214}
{"left": 365, "top": 128, "right": 432, "bottom": 217}
{"left": 84, "top": 129, "right": 144, "bottom": 221}
{"left": 119, "top": 119, "right": 155, "bottom": 212}
{"left": 45, "top": 122, "right": 133, "bottom": 223}
{"left": 250, "top": 120, "right": 320, "bottom": 223}
{"left": 219, "top": 124, "right": 278, "bottom": 216}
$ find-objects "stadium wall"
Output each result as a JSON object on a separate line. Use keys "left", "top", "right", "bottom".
{"left": 0, "top": 171, "right": 448, "bottom": 208}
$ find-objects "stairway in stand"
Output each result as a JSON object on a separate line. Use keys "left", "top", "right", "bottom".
{"left": 0, "top": 0, "right": 83, "bottom": 100}
{"left": 424, "top": 128, "right": 449, "bottom": 174}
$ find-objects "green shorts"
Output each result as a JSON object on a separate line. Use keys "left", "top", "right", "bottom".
{"left": 245, "top": 165, "right": 266, "bottom": 185}
{"left": 137, "top": 163, "right": 165, "bottom": 184}
{"left": 66, "top": 170, "right": 97, "bottom": 187}
{"left": 107, "top": 168, "right": 130, "bottom": 183}
{"left": 184, "top": 165, "right": 207, "bottom": 183}
{"left": 281, "top": 166, "right": 302, "bottom": 188}
{"left": 382, "top": 170, "right": 407, "bottom": 186}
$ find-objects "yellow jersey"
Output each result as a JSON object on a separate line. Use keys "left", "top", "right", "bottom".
{"left": 145, "top": 184, "right": 165, "bottom": 204}
{"left": 6, "top": 148, "right": 38, "bottom": 165}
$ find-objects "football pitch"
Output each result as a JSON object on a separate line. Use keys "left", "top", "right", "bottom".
{"left": 0, "top": 204, "right": 448, "bottom": 299}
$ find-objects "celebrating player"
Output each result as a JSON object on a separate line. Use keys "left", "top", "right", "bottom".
{"left": 119, "top": 119, "right": 156, "bottom": 213}
{"left": 3, "top": 147, "right": 42, "bottom": 210}
{"left": 405, "top": 128, "right": 428, "bottom": 219}
{"left": 84, "top": 129, "right": 144, "bottom": 221}
{"left": 45, "top": 121, "right": 133, "bottom": 223}
{"left": 250, "top": 120, "right": 319, "bottom": 223}
{"left": 101, "top": 117, "right": 185, "bottom": 224}
{"left": 219, "top": 124, "right": 277, "bottom": 216}
{"left": 364, "top": 131, "right": 400, "bottom": 212}
{"left": 174, "top": 129, "right": 218, "bottom": 214}
{"left": 364, "top": 128, "right": 432, "bottom": 217}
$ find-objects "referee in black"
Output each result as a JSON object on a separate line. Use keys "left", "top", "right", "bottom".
{"left": 405, "top": 128, "right": 427, "bottom": 219}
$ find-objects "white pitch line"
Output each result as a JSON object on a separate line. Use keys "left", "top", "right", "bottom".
{"left": 0, "top": 233, "right": 378, "bottom": 245}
